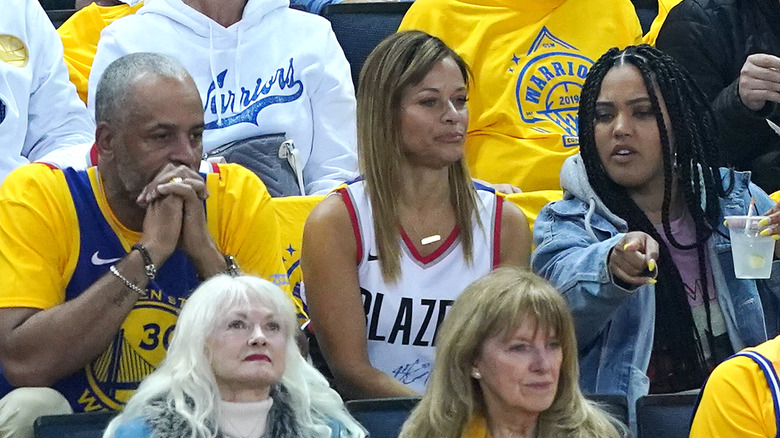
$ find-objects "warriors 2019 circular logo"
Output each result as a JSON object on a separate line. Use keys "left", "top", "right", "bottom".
{"left": 512, "top": 27, "right": 595, "bottom": 148}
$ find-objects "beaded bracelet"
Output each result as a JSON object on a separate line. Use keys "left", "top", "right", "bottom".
{"left": 110, "top": 265, "right": 147, "bottom": 297}
{"left": 131, "top": 243, "right": 156, "bottom": 280}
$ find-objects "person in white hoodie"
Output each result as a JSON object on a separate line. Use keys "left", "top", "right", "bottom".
{"left": 0, "top": 0, "right": 94, "bottom": 184}
{"left": 88, "top": 0, "right": 357, "bottom": 195}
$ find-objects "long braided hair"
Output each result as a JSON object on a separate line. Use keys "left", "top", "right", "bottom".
{"left": 578, "top": 45, "right": 731, "bottom": 390}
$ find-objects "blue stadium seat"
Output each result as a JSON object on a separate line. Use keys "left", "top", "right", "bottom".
{"left": 631, "top": 0, "right": 658, "bottom": 34}
{"left": 46, "top": 9, "right": 76, "bottom": 28}
{"left": 34, "top": 411, "right": 116, "bottom": 438}
{"left": 346, "top": 396, "right": 421, "bottom": 438}
{"left": 636, "top": 392, "right": 699, "bottom": 438}
{"left": 321, "top": 2, "right": 413, "bottom": 88}
{"left": 587, "top": 393, "right": 630, "bottom": 430}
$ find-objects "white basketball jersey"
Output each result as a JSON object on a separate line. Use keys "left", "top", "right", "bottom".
{"left": 339, "top": 180, "right": 503, "bottom": 393}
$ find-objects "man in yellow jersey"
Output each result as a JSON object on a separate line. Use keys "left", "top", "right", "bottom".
{"left": 398, "top": 0, "right": 642, "bottom": 192}
{"left": 690, "top": 335, "right": 780, "bottom": 437}
{"left": 0, "top": 53, "right": 294, "bottom": 438}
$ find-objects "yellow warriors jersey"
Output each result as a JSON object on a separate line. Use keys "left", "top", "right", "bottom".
{"left": 399, "top": 0, "right": 642, "bottom": 191}
{"left": 0, "top": 163, "right": 294, "bottom": 411}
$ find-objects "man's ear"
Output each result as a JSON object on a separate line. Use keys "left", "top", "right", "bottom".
{"left": 95, "top": 122, "right": 115, "bottom": 160}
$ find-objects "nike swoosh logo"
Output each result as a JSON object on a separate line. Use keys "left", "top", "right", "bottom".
{"left": 367, "top": 253, "right": 379, "bottom": 261}
{"left": 91, "top": 251, "right": 122, "bottom": 266}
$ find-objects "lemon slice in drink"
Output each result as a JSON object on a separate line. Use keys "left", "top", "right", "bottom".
{"left": 749, "top": 254, "right": 766, "bottom": 269}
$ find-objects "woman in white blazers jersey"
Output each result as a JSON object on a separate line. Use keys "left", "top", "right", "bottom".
{"left": 88, "top": 0, "right": 357, "bottom": 195}
{"left": 301, "top": 31, "right": 532, "bottom": 399}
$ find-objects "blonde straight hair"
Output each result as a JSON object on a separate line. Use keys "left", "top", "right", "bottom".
{"left": 399, "top": 268, "right": 624, "bottom": 438}
{"left": 356, "top": 31, "right": 480, "bottom": 283}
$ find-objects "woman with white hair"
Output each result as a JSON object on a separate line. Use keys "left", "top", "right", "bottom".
{"left": 103, "top": 274, "right": 365, "bottom": 438}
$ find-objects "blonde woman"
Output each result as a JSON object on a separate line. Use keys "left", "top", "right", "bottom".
{"left": 302, "top": 31, "right": 531, "bottom": 399}
{"left": 400, "top": 267, "right": 623, "bottom": 438}
{"left": 103, "top": 275, "right": 365, "bottom": 438}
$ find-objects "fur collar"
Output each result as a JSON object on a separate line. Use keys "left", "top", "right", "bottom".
{"left": 143, "top": 385, "right": 301, "bottom": 438}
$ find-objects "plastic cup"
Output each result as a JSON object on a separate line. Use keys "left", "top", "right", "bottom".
{"left": 725, "top": 215, "right": 774, "bottom": 279}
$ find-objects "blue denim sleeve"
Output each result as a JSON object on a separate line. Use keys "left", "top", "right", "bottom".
{"left": 531, "top": 203, "right": 641, "bottom": 348}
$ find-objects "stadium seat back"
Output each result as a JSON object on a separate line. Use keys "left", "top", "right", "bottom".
{"left": 34, "top": 411, "right": 115, "bottom": 438}
{"left": 321, "top": 2, "right": 413, "bottom": 88}
{"left": 586, "top": 393, "right": 630, "bottom": 430}
{"left": 346, "top": 396, "right": 421, "bottom": 438}
{"left": 636, "top": 392, "right": 699, "bottom": 438}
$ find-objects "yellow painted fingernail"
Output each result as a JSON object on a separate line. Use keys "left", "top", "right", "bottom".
{"left": 647, "top": 279, "right": 657, "bottom": 284}
{"left": 623, "top": 243, "right": 629, "bottom": 251}
{"left": 761, "top": 229, "right": 771, "bottom": 236}
{"left": 648, "top": 259, "right": 656, "bottom": 271}
{"left": 759, "top": 218, "right": 769, "bottom": 227}
{"left": 723, "top": 220, "right": 728, "bottom": 227}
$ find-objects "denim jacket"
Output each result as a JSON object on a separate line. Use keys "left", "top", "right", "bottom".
{"left": 531, "top": 155, "right": 780, "bottom": 418}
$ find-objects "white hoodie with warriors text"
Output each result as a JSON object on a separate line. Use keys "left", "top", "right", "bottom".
{"left": 0, "top": 0, "right": 94, "bottom": 183}
{"left": 88, "top": 0, "right": 357, "bottom": 194}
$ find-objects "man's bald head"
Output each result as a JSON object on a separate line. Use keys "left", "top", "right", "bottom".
{"left": 94, "top": 52, "right": 198, "bottom": 126}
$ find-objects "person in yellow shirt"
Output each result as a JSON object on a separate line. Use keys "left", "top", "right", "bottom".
{"left": 642, "top": 0, "right": 684, "bottom": 46}
{"left": 58, "top": 0, "right": 144, "bottom": 103}
{"left": 0, "top": 52, "right": 295, "bottom": 438}
{"left": 399, "top": 0, "right": 642, "bottom": 192}
{"left": 690, "top": 335, "right": 780, "bottom": 437}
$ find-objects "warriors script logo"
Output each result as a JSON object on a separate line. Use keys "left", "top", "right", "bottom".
{"left": 512, "top": 27, "right": 594, "bottom": 148}
{"left": 79, "top": 291, "right": 183, "bottom": 411}
{"left": 204, "top": 58, "right": 303, "bottom": 130}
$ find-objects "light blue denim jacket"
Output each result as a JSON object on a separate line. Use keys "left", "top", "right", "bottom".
{"left": 531, "top": 155, "right": 780, "bottom": 418}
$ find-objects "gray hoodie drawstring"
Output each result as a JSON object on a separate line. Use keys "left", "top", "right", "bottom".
{"left": 585, "top": 198, "right": 598, "bottom": 241}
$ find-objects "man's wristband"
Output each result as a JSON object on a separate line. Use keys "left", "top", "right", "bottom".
{"left": 131, "top": 243, "right": 156, "bottom": 280}
{"left": 110, "top": 265, "right": 147, "bottom": 297}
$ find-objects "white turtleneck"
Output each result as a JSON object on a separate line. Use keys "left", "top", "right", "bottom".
{"left": 218, "top": 397, "right": 273, "bottom": 438}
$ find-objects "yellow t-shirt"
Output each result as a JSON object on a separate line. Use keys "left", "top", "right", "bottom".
{"left": 0, "top": 162, "right": 294, "bottom": 309}
{"left": 58, "top": 2, "right": 143, "bottom": 103}
{"left": 461, "top": 415, "right": 490, "bottom": 438}
{"left": 399, "top": 0, "right": 642, "bottom": 191}
{"left": 689, "top": 335, "right": 780, "bottom": 437}
{"left": 0, "top": 162, "right": 298, "bottom": 409}
{"left": 642, "top": 0, "right": 684, "bottom": 46}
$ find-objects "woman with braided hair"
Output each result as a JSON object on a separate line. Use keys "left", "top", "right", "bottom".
{"left": 532, "top": 44, "right": 780, "bottom": 418}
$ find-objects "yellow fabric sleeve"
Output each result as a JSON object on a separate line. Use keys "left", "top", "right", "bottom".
{"left": 204, "top": 163, "right": 306, "bottom": 318}
{"left": 460, "top": 415, "right": 490, "bottom": 438}
{"left": 642, "top": 0, "right": 684, "bottom": 46}
{"left": 504, "top": 190, "right": 562, "bottom": 231}
{"left": 272, "top": 195, "right": 325, "bottom": 305}
{"left": 0, "top": 164, "right": 80, "bottom": 309}
{"left": 58, "top": 2, "right": 143, "bottom": 103}
{"left": 690, "top": 336, "right": 780, "bottom": 437}
{"left": 770, "top": 190, "right": 780, "bottom": 203}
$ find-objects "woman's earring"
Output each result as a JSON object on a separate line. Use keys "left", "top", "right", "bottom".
{"left": 471, "top": 370, "right": 481, "bottom": 379}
